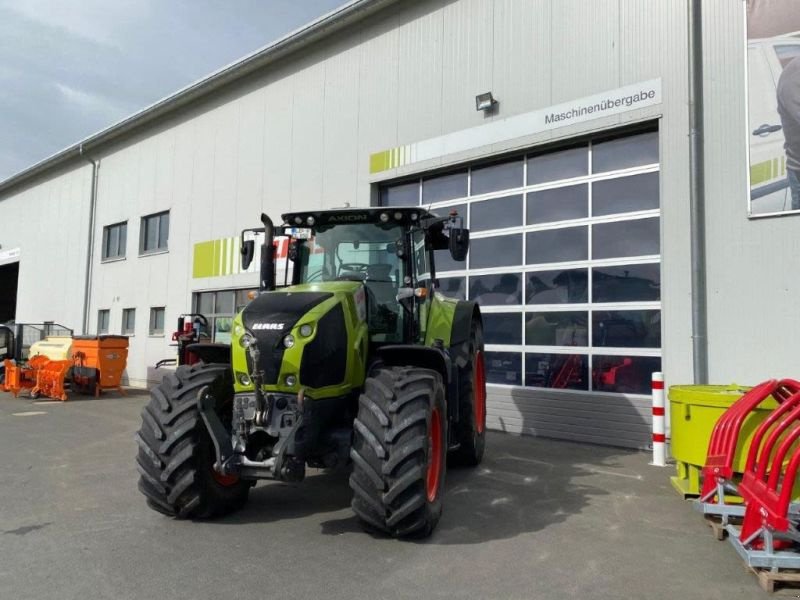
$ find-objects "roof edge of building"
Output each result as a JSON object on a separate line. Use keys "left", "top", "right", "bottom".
{"left": 0, "top": 0, "right": 397, "bottom": 197}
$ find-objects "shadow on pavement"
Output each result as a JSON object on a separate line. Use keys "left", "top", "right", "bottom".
{"left": 316, "top": 433, "right": 633, "bottom": 544}
{"left": 212, "top": 470, "right": 353, "bottom": 526}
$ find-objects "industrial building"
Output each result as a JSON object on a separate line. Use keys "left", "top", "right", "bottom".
{"left": 0, "top": 0, "right": 790, "bottom": 448}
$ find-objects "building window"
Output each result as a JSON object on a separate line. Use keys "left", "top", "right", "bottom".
{"left": 97, "top": 309, "right": 110, "bottom": 334}
{"left": 379, "top": 128, "right": 661, "bottom": 396}
{"left": 149, "top": 307, "right": 165, "bottom": 335}
{"left": 192, "top": 288, "right": 257, "bottom": 344}
{"left": 140, "top": 211, "right": 170, "bottom": 254}
{"left": 122, "top": 308, "right": 136, "bottom": 335}
{"left": 101, "top": 222, "right": 127, "bottom": 260}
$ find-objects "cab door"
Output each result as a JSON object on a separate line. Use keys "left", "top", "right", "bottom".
{"left": 411, "top": 229, "right": 433, "bottom": 343}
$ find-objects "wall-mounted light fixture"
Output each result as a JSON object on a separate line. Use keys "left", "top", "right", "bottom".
{"left": 475, "top": 92, "right": 497, "bottom": 112}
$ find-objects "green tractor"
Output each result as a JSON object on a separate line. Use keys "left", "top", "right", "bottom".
{"left": 135, "top": 207, "right": 486, "bottom": 537}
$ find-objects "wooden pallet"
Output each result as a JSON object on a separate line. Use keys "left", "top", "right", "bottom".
{"left": 746, "top": 565, "right": 800, "bottom": 594}
{"left": 704, "top": 516, "right": 727, "bottom": 540}
{"left": 703, "top": 515, "right": 741, "bottom": 541}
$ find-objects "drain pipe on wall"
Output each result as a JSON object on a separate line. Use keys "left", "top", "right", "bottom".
{"left": 688, "top": 0, "right": 708, "bottom": 384}
{"left": 79, "top": 144, "right": 99, "bottom": 335}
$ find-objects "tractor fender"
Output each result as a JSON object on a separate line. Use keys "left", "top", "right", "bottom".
{"left": 450, "top": 301, "right": 482, "bottom": 369}
{"left": 373, "top": 345, "right": 460, "bottom": 426}
{"left": 373, "top": 345, "right": 451, "bottom": 384}
{"left": 186, "top": 343, "right": 231, "bottom": 365}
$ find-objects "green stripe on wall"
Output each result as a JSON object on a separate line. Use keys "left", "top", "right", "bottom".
{"left": 193, "top": 236, "right": 240, "bottom": 278}
{"left": 193, "top": 240, "right": 216, "bottom": 278}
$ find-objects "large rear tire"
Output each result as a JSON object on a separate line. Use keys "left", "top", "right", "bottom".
{"left": 135, "top": 363, "right": 249, "bottom": 519}
{"left": 349, "top": 366, "right": 446, "bottom": 538}
{"left": 452, "top": 319, "right": 486, "bottom": 466}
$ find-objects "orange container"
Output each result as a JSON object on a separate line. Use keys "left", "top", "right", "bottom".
{"left": 72, "top": 335, "right": 129, "bottom": 396}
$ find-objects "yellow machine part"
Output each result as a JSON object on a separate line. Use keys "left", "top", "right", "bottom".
{"left": 669, "top": 384, "right": 777, "bottom": 498}
{"left": 28, "top": 336, "right": 73, "bottom": 361}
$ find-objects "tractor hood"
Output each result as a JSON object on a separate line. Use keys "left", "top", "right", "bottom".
{"left": 239, "top": 282, "right": 363, "bottom": 389}
{"left": 241, "top": 290, "right": 333, "bottom": 384}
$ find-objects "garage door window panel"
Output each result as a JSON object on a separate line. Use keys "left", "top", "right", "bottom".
{"left": 525, "top": 353, "right": 589, "bottom": 390}
{"left": 592, "top": 263, "right": 660, "bottom": 303}
{"left": 471, "top": 159, "right": 523, "bottom": 195}
{"left": 423, "top": 171, "right": 467, "bottom": 203}
{"left": 593, "top": 355, "right": 662, "bottom": 395}
{"left": 471, "top": 195, "right": 522, "bottom": 232}
{"left": 526, "top": 226, "right": 588, "bottom": 265}
{"left": 436, "top": 277, "right": 466, "bottom": 300}
{"left": 526, "top": 268, "right": 588, "bottom": 304}
{"left": 592, "top": 172, "right": 659, "bottom": 217}
{"left": 525, "top": 311, "right": 588, "bottom": 346}
{"left": 592, "top": 310, "right": 661, "bottom": 348}
{"left": 381, "top": 181, "right": 419, "bottom": 207}
{"left": 483, "top": 313, "right": 523, "bottom": 345}
{"left": 527, "top": 146, "right": 588, "bottom": 185}
{"left": 469, "top": 273, "right": 522, "bottom": 306}
{"left": 485, "top": 351, "right": 522, "bottom": 386}
{"left": 592, "top": 218, "right": 659, "bottom": 259}
{"left": 592, "top": 131, "right": 659, "bottom": 173}
{"left": 527, "top": 184, "right": 588, "bottom": 225}
{"left": 469, "top": 234, "right": 522, "bottom": 269}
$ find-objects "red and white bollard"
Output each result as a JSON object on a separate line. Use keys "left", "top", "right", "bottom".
{"left": 651, "top": 372, "right": 667, "bottom": 467}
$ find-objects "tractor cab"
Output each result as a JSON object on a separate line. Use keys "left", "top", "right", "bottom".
{"left": 242, "top": 206, "right": 469, "bottom": 345}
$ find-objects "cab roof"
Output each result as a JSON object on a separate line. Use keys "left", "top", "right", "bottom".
{"left": 281, "top": 206, "right": 439, "bottom": 229}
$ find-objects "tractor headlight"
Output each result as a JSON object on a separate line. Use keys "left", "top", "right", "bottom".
{"left": 233, "top": 324, "right": 243, "bottom": 337}
{"left": 239, "top": 332, "right": 255, "bottom": 348}
{"left": 283, "top": 334, "right": 295, "bottom": 349}
{"left": 285, "top": 375, "right": 297, "bottom": 387}
{"left": 299, "top": 323, "right": 313, "bottom": 338}
{"left": 237, "top": 372, "right": 252, "bottom": 386}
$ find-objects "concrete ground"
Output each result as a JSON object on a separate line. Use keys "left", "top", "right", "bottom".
{"left": 0, "top": 390, "right": 763, "bottom": 600}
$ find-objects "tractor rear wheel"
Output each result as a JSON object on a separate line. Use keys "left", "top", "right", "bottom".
{"left": 452, "top": 319, "right": 486, "bottom": 466}
{"left": 135, "top": 362, "right": 249, "bottom": 519}
{"left": 350, "top": 366, "right": 446, "bottom": 538}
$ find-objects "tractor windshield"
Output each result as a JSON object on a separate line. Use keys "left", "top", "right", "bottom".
{"left": 294, "top": 222, "right": 408, "bottom": 341}
{"left": 296, "top": 223, "right": 404, "bottom": 284}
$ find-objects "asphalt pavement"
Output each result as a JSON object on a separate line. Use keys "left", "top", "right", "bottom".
{"left": 0, "top": 390, "right": 762, "bottom": 599}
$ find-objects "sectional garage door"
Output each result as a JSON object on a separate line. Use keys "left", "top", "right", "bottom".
{"left": 379, "top": 127, "right": 661, "bottom": 448}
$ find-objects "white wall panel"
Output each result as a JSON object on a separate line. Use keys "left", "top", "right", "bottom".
{"left": 0, "top": 165, "right": 91, "bottom": 330}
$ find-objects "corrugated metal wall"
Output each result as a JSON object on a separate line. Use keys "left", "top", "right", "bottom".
{"left": 0, "top": 0, "right": 761, "bottom": 450}
{"left": 0, "top": 165, "right": 92, "bottom": 329}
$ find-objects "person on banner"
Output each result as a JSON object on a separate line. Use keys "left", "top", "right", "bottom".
{"left": 777, "top": 56, "right": 800, "bottom": 211}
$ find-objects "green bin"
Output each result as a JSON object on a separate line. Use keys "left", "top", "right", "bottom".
{"left": 669, "top": 384, "right": 777, "bottom": 497}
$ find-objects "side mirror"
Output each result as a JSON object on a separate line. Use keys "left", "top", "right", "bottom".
{"left": 449, "top": 227, "right": 469, "bottom": 261}
{"left": 241, "top": 240, "right": 255, "bottom": 270}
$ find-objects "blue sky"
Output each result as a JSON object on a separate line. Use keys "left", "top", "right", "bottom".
{"left": 0, "top": 0, "right": 345, "bottom": 180}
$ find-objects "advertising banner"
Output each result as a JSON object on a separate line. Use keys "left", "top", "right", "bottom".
{"left": 747, "top": 0, "right": 800, "bottom": 216}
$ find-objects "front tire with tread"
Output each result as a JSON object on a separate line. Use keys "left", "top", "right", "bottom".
{"left": 349, "top": 366, "right": 446, "bottom": 538}
{"left": 135, "top": 362, "right": 249, "bottom": 519}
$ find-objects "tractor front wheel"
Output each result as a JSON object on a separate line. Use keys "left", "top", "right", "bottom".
{"left": 135, "top": 363, "right": 249, "bottom": 519}
{"left": 350, "top": 366, "right": 447, "bottom": 538}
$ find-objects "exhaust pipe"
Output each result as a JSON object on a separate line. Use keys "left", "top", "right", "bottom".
{"left": 260, "top": 213, "right": 275, "bottom": 292}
